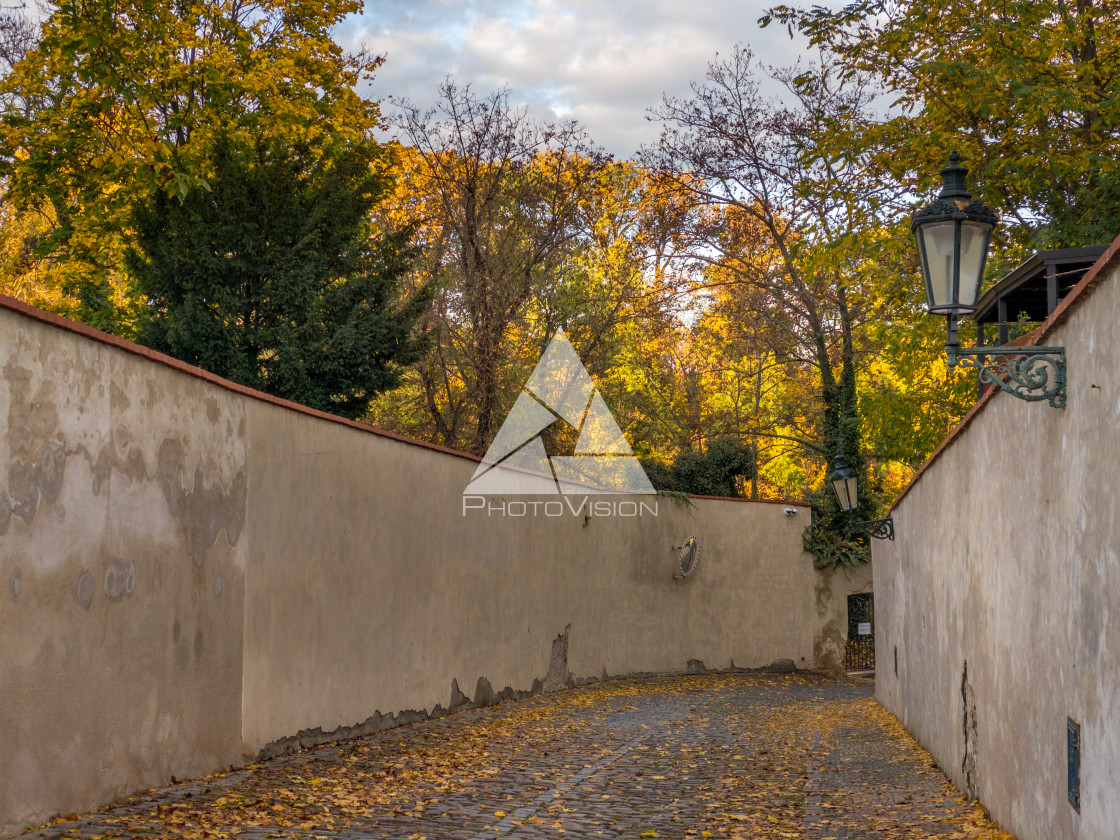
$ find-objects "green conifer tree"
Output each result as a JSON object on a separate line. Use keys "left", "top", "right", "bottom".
{"left": 130, "top": 134, "right": 429, "bottom": 420}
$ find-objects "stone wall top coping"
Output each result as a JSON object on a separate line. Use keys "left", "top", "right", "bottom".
{"left": 889, "top": 230, "right": 1120, "bottom": 514}
{"left": 0, "top": 292, "right": 805, "bottom": 508}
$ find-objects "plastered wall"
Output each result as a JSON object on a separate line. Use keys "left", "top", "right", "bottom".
{"left": 0, "top": 299, "right": 866, "bottom": 834}
{"left": 873, "top": 243, "right": 1120, "bottom": 840}
{"left": 0, "top": 310, "right": 247, "bottom": 836}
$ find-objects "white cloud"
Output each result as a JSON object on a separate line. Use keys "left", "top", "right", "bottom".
{"left": 339, "top": 0, "right": 817, "bottom": 158}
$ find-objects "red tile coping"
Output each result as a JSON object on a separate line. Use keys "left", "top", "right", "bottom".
{"left": 0, "top": 292, "right": 806, "bottom": 508}
{"left": 0, "top": 291, "right": 481, "bottom": 463}
{"left": 689, "top": 493, "right": 810, "bottom": 506}
{"left": 889, "top": 231, "right": 1120, "bottom": 513}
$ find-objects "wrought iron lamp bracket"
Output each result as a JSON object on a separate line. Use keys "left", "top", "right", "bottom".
{"left": 945, "top": 344, "right": 1067, "bottom": 409}
{"left": 851, "top": 516, "right": 895, "bottom": 541}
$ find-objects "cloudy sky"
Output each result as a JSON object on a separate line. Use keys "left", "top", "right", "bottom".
{"left": 336, "top": 0, "right": 817, "bottom": 159}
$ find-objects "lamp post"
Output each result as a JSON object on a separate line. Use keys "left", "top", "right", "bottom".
{"left": 827, "top": 456, "right": 894, "bottom": 541}
{"left": 912, "top": 152, "right": 1067, "bottom": 408}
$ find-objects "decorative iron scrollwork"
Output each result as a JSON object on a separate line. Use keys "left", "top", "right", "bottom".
{"left": 855, "top": 517, "right": 891, "bottom": 542}
{"left": 853, "top": 517, "right": 895, "bottom": 541}
{"left": 946, "top": 344, "right": 1067, "bottom": 408}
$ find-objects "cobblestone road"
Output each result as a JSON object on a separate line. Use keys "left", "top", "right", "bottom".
{"left": 21, "top": 672, "right": 1009, "bottom": 840}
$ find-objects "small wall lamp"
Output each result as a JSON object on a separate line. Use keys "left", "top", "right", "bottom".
{"left": 827, "top": 456, "right": 895, "bottom": 541}
{"left": 912, "top": 152, "right": 1067, "bottom": 408}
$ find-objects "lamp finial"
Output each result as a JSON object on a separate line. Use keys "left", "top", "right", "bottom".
{"left": 939, "top": 151, "right": 971, "bottom": 200}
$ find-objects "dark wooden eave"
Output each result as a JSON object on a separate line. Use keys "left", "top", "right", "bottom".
{"left": 973, "top": 246, "right": 1108, "bottom": 344}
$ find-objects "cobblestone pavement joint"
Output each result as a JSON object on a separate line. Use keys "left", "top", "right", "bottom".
{"left": 19, "top": 671, "right": 1004, "bottom": 840}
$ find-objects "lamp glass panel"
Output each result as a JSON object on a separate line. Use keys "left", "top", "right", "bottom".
{"left": 919, "top": 221, "right": 958, "bottom": 309}
{"left": 957, "top": 221, "right": 993, "bottom": 309}
{"left": 831, "top": 474, "right": 858, "bottom": 512}
{"left": 914, "top": 230, "right": 932, "bottom": 308}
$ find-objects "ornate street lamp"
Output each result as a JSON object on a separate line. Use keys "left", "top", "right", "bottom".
{"left": 912, "top": 152, "right": 1067, "bottom": 408}
{"left": 829, "top": 457, "right": 858, "bottom": 514}
{"left": 827, "top": 456, "right": 894, "bottom": 541}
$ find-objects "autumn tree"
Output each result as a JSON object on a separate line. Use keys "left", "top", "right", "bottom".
{"left": 687, "top": 276, "right": 824, "bottom": 499}
{"left": 0, "top": 3, "right": 128, "bottom": 327}
{"left": 0, "top": 7, "right": 35, "bottom": 101}
{"left": 751, "top": 0, "right": 1120, "bottom": 482}
{"left": 389, "top": 82, "right": 609, "bottom": 454}
{"left": 642, "top": 46, "right": 898, "bottom": 557}
{"left": 0, "top": 0, "right": 384, "bottom": 333}
{"left": 0, "top": 2, "right": 67, "bottom": 319}
{"left": 543, "top": 164, "right": 703, "bottom": 461}
{"left": 641, "top": 436, "right": 755, "bottom": 497}
{"left": 368, "top": 127, "right": 707, "bottom": 466}
{"left": 763, "top": 0, "right": 1120, "bottom": 249}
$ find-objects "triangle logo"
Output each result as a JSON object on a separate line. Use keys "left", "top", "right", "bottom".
{"left": 464, "top": 329, "right": 655, "bottom": 495}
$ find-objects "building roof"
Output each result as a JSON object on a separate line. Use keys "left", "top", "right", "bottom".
{"left": 973, "top": 245, "right": 1107, "bottom": 329}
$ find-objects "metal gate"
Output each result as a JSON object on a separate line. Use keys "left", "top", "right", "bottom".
{"left": 844, "top": 592, "right": 875, "bottom": 671}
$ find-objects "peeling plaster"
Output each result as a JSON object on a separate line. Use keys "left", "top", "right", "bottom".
{"left": 543, "top": 625, "right": 572, "bottom": 691}
{"left": 961, "top": 661, "right": 978, "bottom": 799}
{"left": 155, "top": 438, "right": 247, "bottom": 566}
{"left": 103, "top": 560, "right": 135, "bottom": 600}
{"left": 2, "top": 362, "right": 247, "bottom": 568}
{"left": 75, "top": 570, "right": 94, "bottom": 610}
{"left": 813, "top": 568, "right": 845, "bottom": 673}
